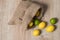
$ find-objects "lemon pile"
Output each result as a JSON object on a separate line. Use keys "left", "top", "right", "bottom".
{"left": 28, "top": 9, "right": 58, "bottom": 37}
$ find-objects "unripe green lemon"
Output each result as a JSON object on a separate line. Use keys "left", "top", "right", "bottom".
{"left": 50, "top": 18, "right": 57, "bottom": 24}
{"left": 34, "top": 19, "right": 40, "bottom": 25}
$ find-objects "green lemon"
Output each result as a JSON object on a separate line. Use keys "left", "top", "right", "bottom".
{"left": 34, "top": 19, "right": 40, "bottom": 25}
{"left": 50, "top": 18, "right": 57, "bottom": 24}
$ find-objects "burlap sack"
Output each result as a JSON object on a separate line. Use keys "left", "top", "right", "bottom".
{"left": 8, "top": 1, "right": 32, "bottom": 25}
{"left": 22, "top": 3, "right": 41, "bottom": 29}
{"left": 8, "top": 1, "right": 42, "bottom": 29}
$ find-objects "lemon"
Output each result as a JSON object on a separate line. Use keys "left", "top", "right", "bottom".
{"left": 50, "top": 18, "right": 57, "bottom": 24}
{"left": 34, "top": 19, "right": 40, "bottom": 25}
{"left": 35, "top": 11, "right": 40, "bottom": 17}
{"left": 32, "top": 29, "right": 41, "bottom": 36}
{"left": 38, "top": 22, "right": 46, "bottom": 29}
{"left": 28, "top": 21, "right": 33, "bottom": 28}
{"left": 46, "top": 25, "right": 55, "bottom": 32}
{"left": 35, "top": 9, "right": 41, "bottom": 17}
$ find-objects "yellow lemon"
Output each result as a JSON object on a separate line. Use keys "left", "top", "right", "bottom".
{"left": 28, "top": 22, "right": 33, "bottom": 28}
{"left": 35, "top": 11, "right": 41, "bottom": 17}
{"left": 32, "top": 29, "right": 41, "bottom": 36}
{"left": 38, "top": 22, "right": 46, "bottom": 29}
{"left": 35, "top": 8, "right": 42, "bottom": 17}
{"left": 46, "top": 25, "right": 55, "bottom": 32}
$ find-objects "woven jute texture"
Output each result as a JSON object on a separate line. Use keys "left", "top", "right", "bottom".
{"left": 8, "top": 1, "right": 41, "bottom": 29}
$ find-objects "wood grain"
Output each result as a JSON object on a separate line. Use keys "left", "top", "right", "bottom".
{"left": 0, "top": 0, "right": 60, "bottom": 40}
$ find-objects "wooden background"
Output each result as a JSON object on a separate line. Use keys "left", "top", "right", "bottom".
{"left": 0, "top": 0, "right": 60, "bottom": 40}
